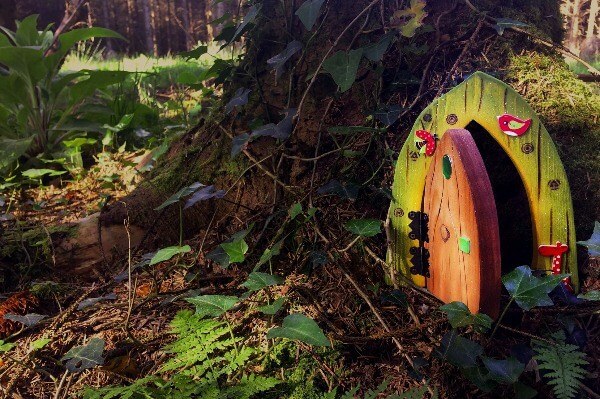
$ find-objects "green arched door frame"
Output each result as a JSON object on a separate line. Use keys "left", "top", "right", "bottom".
{"left": 387, "top": 72, "right": 578, "bottom": 291}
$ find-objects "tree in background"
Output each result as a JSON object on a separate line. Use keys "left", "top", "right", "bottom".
{"left": 562, "top": 0, "right": 599, "bottom": 58}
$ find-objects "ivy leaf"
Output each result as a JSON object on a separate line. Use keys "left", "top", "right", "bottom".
{"left": 61, "top": 338, "right": 105, "bottom": 373}
{"left": 439, "top": 301, "right": 493, "bottom": 332}
{"left": 577, "top": 221, "right": 600, "bottom": 256}
{"left": 362, "top": 32, "right": 395, "bottom": 62}
{"left": 77, "top": 293, "right": 117, "bottom": 310}
{"left": 221, "top": 238, "right": 248, "bottom": 263}
{"left": 513, "top": 382, "right": 538, "bottom": 399}
{"left": 242, "top": 272, "right": 284, "bottom": 292}
{"left": 482, "top": 357, "right": 525, "bottom": 384}
{"left": 437, "top": 330, "right": 483, "bottom": 367}
{"left": 258, "top": 297, "right": 286, "bottom": 315}
{"left": 392, "top": 0, "right": 428, "bottom": 38}
{"left": 22, "top": 169, "right": 66, "bottom": 179}
{"left": 231, "top": 133, "right": 251, "bottom": 157}
{"left": 179, "top": 45, "right": 208, "bottom": 60}
{"left": 289, "top": 202, "right": 303, "bottom": 219}
{"left": 493, "top": 18, "right": 528, "bottom": 35}
{"left": 372, "top": 104, "right": 403, "bottom": 126}
{"left": 225, "top": 4, "right": 260, "bottom": 47}
{"left": 206, "top": 245, "right": 230, "bottom": 268}
{"left": 502, "top": 266, "right": 567, "bottom": 310}
{"left": 380, "top": 289, "right": 408, "bottom": 308}
{"left": 3, "top": 313, "right": 47, "bottom": 327}
{"left": 184, "top": 185, "right": 225, "bottom": 209}
{"left": 309, "top": 251, "right": 328, "bottom": 268}
{"left": 267, "top": 313, "right": 330, "bottom": 346}
{"left": 149, "top": 245, "right": 192, "bottom": 266}
{"left": 225, "top": 87, "right": 251, "bottom": 114}
{"left": 322, "top": 48, "right": 363, "bottom": 92}
{"left": 295, "top": 0, "right": 326, "bottom": 31}
{"left": 250, "top": 108, "right": 297, "bottom": 141}
{"left": 316, "top": 179, "right": 359, "bottom": 200}
{"left": 577, "top": 290, "right": 600, "bottom": 301}
{"left": 186, "top": 295, "right": 239, "bottom": 317}
{"left": 30, "top": 338, "right": 51, "bottom": 351}
{"left": 267, "top": 40, "right": 302, "bottom": 79}
{"left": 256, "top": 239, "right": 284, "bottom": 268}
{"left": 155, "top": 182, "right": 204, "bottom": 210}
{"left": 0, "top": 340, "right": 15, "bottom": 353}
{"left": 344, "top": 218, "right": 381, "bottom": 237}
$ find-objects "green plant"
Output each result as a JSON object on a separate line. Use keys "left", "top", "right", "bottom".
{"left": 0, "top": 15, "right": 124, "bottom": 179}
{"left": 81, "top": 309, "right": 279, "bottom": 399}
{"left": 532, "top": 331, "right": 588, "bottom": 399}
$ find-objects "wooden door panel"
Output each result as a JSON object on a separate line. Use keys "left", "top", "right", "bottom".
{"left": 423, "top": 129, "right": 501, "bottom": 318}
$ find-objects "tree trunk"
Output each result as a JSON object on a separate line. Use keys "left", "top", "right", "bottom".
{"left": 55, "top": 0, "right": 572, "bottom": 278}
{"left": 140, "top": 0, "right": 154, "bottom": 55}
{"left": 571, "top": 0, "right": 582, "bottom": 52}
{"left": 101, "top": 0, "right": 114, "bottom": 54}
{"left": 586, "top": 0, "right": 599, "bottom": 39}
{"left": 177, "top": 0, "right": 193, "bottom": 50}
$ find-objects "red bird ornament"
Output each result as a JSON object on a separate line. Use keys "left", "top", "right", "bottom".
{"left": 497, "top": 114, "right": 532, "bottom": 137}
{"left": 415, "top": 130, "right": 437, "bottom": 156}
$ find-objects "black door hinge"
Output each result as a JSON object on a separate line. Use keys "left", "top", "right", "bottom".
{"left": 409, "top": 246, "right": 430, "bottom": 277}
{"left": 408, "top": 211, "right": 430, "bottom": 277}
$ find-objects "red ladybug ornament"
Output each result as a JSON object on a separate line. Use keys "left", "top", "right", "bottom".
{"left": 415, "top": 130, "right": 437, "bottom": 156}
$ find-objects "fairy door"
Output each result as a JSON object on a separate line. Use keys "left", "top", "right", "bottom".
{"left": 422, "top": 129, "right": 501, "bottom": 318}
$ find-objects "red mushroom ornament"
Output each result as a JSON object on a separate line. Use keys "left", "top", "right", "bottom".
{"left": 538, "top": 241, "right": 572, "bottom": 291}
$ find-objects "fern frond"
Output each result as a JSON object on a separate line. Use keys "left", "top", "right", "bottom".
{"left": 533, "top": 331, "right": 588, "bottom": 399}
{"left": 223, "top": 374, "right": 280, "bottom": 399}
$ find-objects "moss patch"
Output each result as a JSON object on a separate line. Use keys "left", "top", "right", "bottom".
{"left": 506, "top": 53, "right": 600, "bottom": 236}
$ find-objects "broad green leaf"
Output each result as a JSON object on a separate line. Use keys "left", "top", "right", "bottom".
{"left": 362, "top": 32, "right": 395, "bottom": 62}
{"left": 186, "top": 295, "right": 239, "bottom": 317}
{"left": 61, "top": 337, "right": 105, "bottom": 373}
{"left": 502, "top": 266, "right": 567, "bottom": 310}
{"left": 22, "top": 168, "right": 66, "bottom": 179}
{"left": 316, "top": 179, "right": 359, "bottom": 200}
{"left": 322, "top": 49, "right": 363, "bottom": 92}
{"left": 179, "top": 45, "right": 208, "bottom": 60}
{"left": 221, "top": 238, "right": 249, "bottom": 263}
{"left": 48, "top": 28, "right": 125, "bottom": 67}
{"left": 493, "top": 18, "right": 528, "bottom": 35}
{"left": 258, "top": 297, "right": 286, "bottom": 315}
{"left": 77, "top": 293, "right": 117, "bottom": 310}
{"left": 577, "top": 290, "right": 600, "bottom": 301}
{"left": 577, "top": 221, "right": 600, "bottom": 256}
{"left": 225, "top": 4, "right": 261, "bottom": 47}
{"left": 231, "top": 133, "right": 251, "bottom": 157}
{"left": 267, "top": 40, "right": 302, "bottom": 79}
{"left": 372, "top": 104, "right": 403, "bottom": 126}
{"left": 267, "top": 313, "right": 330, "bottom": 346}
{"left": 30, "top": 338, "right": 51, "bottom": 351}
{"left": 70, "top": 70, "right": 131, "bottom": 103}
{"left": 513, "top": 382, "right": 537, "bottom": 399}
{"left": 225, "top": 87, "right": 251, "bottom": 114}
{"left": 437, "top": 330, "right": 483, "bottom": 367}
{"left": 344, "top": 218, "right": 381, "bottom": 237}
{"left": 392, "top": 0, "right": 428, "bottom": 38}
{"left": 104, "top": 113, "right": 134, "bottom": 132}
{"left": 149, "top": 245, "right": 191, "bottom": 265}
{"left": 0, "top": 137, "right": 32, "bottom": 172}
{"left": 0, "top": 340, "right": 15, "bottom": 353}
{"left": 482, "top": 357, "right": 525, "bottom": 384}
{"left": 439, "top": 301, "right": 493, "bottom": 332}
{"left": 380, "top": 289, "right": 408, "bottom": 308}
{"left": 62, "top": 137, "right": 97, "bottom": 148}
{"left": 242, "top": 272, "right": 283, "bottom": 292}
{"left": 295, "top": 0, "right": 326, "bottom": 31}
{"left": 154, "top": 182, "right": 204, "bottom": 210}
{"left": 289, "top": 202, "right": 303, "bottom": 219}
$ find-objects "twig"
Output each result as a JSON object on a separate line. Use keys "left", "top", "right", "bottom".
{"left": 218, "top": 124, "right": 294, "bottom": 192}
{"left": 335, "top": 261, "right": 435, "bottom": 396}
{"left": 45, "top": 0, "right": 88, "bottom": 57}
{"left": 52, "top": 370, "right": 69, "bottom": 399}
{"left": 435, "top": 18, "right": 485, "bottom": 98}
{"left": 295, "top": 0, "right": 382, "bottom": 119}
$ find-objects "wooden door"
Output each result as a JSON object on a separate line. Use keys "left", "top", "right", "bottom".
{"left": 423, "top": 129, "right": 501, "bottom": 318}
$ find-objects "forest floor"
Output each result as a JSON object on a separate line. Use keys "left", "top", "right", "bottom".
{"left": 0, "top": 146, "right": 599, "bottom": 398}
{"left": 0, "top": 52, "right": 599, "bottom": 399}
